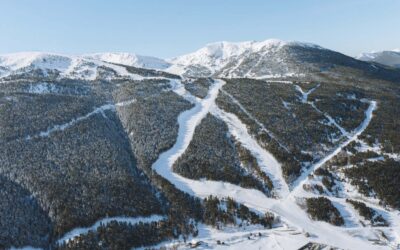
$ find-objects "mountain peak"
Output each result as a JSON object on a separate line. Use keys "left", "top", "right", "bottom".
{"left": 166, "top": 38, "right": 326, "bottom": 77}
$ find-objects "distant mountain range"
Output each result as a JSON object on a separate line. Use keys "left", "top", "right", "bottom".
{"left": 2, "top": 39, "right": 399, "bottom": 80}
{"left": 357, "top": 49, "right": 400, "bottom": 68}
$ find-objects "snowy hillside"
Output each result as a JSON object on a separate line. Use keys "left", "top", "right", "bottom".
{"left": 357, "top": 50, "right": 400, "bottom": 68}
{"left": 83, "top": 52, "right": 171, "bottom": 69}
{"left": 0, "top": 52, "right": 170, "bottom": 80}
{"left": 166, "top": 39, "right": 326, "bottom": 78}
{"left": 1, "top": 41, "right": 400, "bottom": 250}
{"left": 0, "top": 52, "right": 72, "bottom": 74}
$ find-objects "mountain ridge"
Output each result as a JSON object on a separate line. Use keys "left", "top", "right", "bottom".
{"left": 357, "top": 49, "right": 400, "bottom": 68}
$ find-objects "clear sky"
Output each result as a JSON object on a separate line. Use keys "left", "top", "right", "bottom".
{"left": 0, "top": 0, "right": 399, "bottom": 58}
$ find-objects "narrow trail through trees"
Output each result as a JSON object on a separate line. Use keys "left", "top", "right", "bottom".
{"left": 150, "top": 78, "right": 388, "bottom": 249}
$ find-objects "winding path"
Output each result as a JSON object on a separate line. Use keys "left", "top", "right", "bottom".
{"left": 150, "top": 78, "right": 388, "bottom": 249}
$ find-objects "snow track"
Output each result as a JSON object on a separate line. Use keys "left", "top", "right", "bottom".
{"left": 212, "top": 107, "right": 290, "bottom": 198}
{"left": 24, "top": 98, "right": 136, "bottom": 140}
{"left": 150, "top": 79, "right": 387, "bottom": 249}
{"left": 221, "top": 89, "right": 290, "bottom": 153}
{"left": 290, "top": 100, "right": 377, "bottom": 196}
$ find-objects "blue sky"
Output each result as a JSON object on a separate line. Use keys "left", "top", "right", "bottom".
{"left": 0, "top": 0, "right": 399, "bottom": 58}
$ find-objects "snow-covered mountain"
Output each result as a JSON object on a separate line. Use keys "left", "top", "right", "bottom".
{"left": 0, "top": 52, "right": 72, "bottom": 74}
{"left": 166, "top": 39, "right": 328, "bottom": 78}
{"left": 0, "top": 52, "right": 170, "bottom": 80}
{"left": 357, "top": 49, "right": 400, "bottom": 68}
{"left": 83, "top": 52, "right": 171, "bottom": 69}
{"left": 1, "top": 41, "right": 400, "bottom": 250}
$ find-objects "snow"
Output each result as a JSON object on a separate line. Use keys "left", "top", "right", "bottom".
{"left": 0, "top": 52, "right": 72, "bottom": 72}
{"left": 167, "top": 39, "right": 324, "bottom": 77}
{"left": 27, "top": 82, "right": 58, "bottom": 94}
{"left": 290, "top": 100, "right": 377, "bottom": 195}
{"left": 282, "top": 100, "right": 291, "bottom": 110}
{"left": 83, "top": 52, "right": 171, "bottom": 69}
{"left": 294, "top": 84, "right": 350, "bottom": 140}
{"left": 57, "top": 215, "right": 165, "bottom": 244}
{"left": 212, "top": 106, "right": 290, "bottom": 198}
{"left": 221, "top": 89, "right": 290, "bottom": 153}
{"left": 25, "top": 98, "right": 136, "bottom": 140}
{"left": 2, "top": 50, "right": 399, "bottom": 249}
{"left": 294, "top": 84, "right": 319, "bottom": 103}
{"left": 0, "top": 52, "right": 168, "bottom": 80}
{"left": 139, "top": 223, "right": 310, "bottom": 250}
{"left": 150, "top": 79, "right": 390, "bottom": 250}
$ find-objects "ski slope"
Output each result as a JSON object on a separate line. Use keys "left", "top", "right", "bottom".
{"left": 150, "top": 78, "right": 395, "bottom": 249}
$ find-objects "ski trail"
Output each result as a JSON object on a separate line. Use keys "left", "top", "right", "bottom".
{"left": 221, "top": 89, "right": 290, "bottom": 153}
{"left": 150, "top": 79, "right": 383, "bottom": 250}
{"left": 212, "top": 106, "right": 290, "bottom": 198}
{"left": 295, "top": 84, "right": 319, "bottom": 103}
{"left": 290, "top": 100, "right": 377, "bottom": 196}
{"left": 152, "top": 79, "right": 277, "bottom": 202}
{"left": 57, "top": 215, "right": 165, "bottom": 245}
{"left": 294, "top": 84, "right": 349, "bottom": 137}
{"left": 24, "top": 98, "right": 136, "bottom": 140}
{"left": 309, "top": 102, "right": 349, "bottom": 137}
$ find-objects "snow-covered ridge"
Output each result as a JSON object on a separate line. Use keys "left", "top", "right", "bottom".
{"left": 0, "top": 52, "right": 72, "bottom": 73}
{"left": 166, "top": 38, "right": 325, "bottom": 77}
{"left": 83, "top": 52, "right": 171, "bottom": 69}
{"left": 0, "top": 52, "right": 169, "bottom": 79}
{"left": 169, "top": 39, "right": 323, "bottom": 64}
{"left": 357, "top": 49, "right": 400, "bottom": 68}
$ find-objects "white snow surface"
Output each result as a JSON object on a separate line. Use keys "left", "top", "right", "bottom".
{"left": 27, "top": 82, "right": 58, "bottom": 94}
{"left": 0, "top": 52, "right": 167, "bottom": 80}
{"left": 166, "top": 39, "right": 324, "bottom": 76}
{"left": 83, "top": 52, "right": 171, "bottom": 69}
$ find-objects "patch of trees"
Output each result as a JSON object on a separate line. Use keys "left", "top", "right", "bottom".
{"left": 116, "top": 63, "right": 181, "bottom": 79}
{"left": 298, "top": 242, "right": 330, "bottom": 250}
{"left": 116, "top": 80, "right": 194, "bottom": 177}
{"left": 173, "top": 114, "right": 270, "bottom": 194}
{"left": 203, "top": 196, "right": 276, "bottom": 229}
{"left": 0, "top": 91, "right": 100, "bottom": 142}
{"left": 359, "top": 93, "right": 400, "bottom": 153}
{"left": 216, "top": 79, "right": 343, "bottom": 183}
{"left": 183, "top": 78, "right": 213, "bottom": 98}
{"left": 348, "top": 150, "right": 381, "bottom": 165}
{"left": 0, "top": 110, "right": 163, "bottom": 238}
{"left": 235, "top": 141, "right": 274, "bottom": 193}
{"left": 344, "top": 159, "right": 400, "bottom": 209}
{"left": 55, "top": 195, "right": 277, "bottom": 250}
{"left": 0, "top": 175, "right": 52, "bottom": 249}
{"left": 309, "top": 84, "right": 369, "bottom": 132}
{"left": 346, "top": 199, "right": 388, "bottom": 227}
{"left": 55, "top": 220, "right": 188, "bottom": 250}
{"left": 314, "top": 168, "right": 336, "bottom": 193}
{"left": 115, "top": 80, "right": 205, "bottom": 221}
{"left": 305, "top": 197, "right": 344, "bottom": 226}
